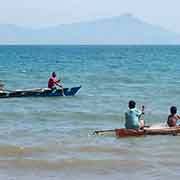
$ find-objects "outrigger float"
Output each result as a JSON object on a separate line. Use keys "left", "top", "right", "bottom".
{"left": 0, "top": 86, "right": 81, "bottom": 98}
{"left": 94, "top": 126, "right": 180, "bottom": 137}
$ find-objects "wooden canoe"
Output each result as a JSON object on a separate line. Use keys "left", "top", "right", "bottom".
{"left": 115, "top": 126, "right": 180, "bottom": 137}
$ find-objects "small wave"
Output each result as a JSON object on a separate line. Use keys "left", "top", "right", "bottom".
{"left": 0, "top": 144, "right": 65, "bottom": 157}
{"left": 0, "top": 158, "right": 147, "bottom": 171}
{"left": 21, "top": 70, "right": 27, "bottom": 73}
{"left": 77, "top": 146, "right": 129, "bottom": 155}
{"left": 0, "top": 144, "right": 47, "bottom": 157}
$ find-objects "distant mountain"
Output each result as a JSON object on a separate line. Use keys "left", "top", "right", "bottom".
{"left": 0, "top": 14, "right": 180, "bottom": 44}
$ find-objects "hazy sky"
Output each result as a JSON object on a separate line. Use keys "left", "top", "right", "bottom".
{"left": 0, "top": 0, "right": 179, "bottom": 33}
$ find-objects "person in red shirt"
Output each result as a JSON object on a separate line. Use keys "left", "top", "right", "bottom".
{"left": 48, "top": 72, "right": 65, "bottom": 96}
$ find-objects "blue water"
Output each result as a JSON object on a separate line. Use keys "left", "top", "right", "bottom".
{"left": 0, "top": 45, "right": 180, "bottom": 179}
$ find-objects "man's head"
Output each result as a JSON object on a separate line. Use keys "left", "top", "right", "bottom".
{"left": 170, "top": 106, "right": 177, "bottom": 115}
{"left": 52, "top": 72, "right": 56, "bottom": 78}
{"left": 128, "top": 100, "right": 136, "bottom": 109}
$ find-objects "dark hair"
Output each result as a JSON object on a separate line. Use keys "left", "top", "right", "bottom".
{"left": 170, "top": 106, "right": 177, "bottom": 115}
{"left": 129, "top": 100, "right": 136, "bottom": 109}
{"left": 52, "top": 72, "right": 56, "bottom": 77}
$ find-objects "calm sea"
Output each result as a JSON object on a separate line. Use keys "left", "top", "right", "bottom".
{"left": 0, "top": 45, "right": 180, "bottom": 179}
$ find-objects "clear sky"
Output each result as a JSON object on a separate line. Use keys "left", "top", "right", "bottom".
{"left": 0, "top": 0, "right": 179, "bottom": 33}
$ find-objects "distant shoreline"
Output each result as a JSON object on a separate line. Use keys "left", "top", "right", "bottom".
{"left": 0, "top": 44, "right": 180, "bottom": 46}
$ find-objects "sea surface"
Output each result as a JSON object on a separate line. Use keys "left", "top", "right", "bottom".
{"left": 0, "top": 45, "right": 180, "bottom": 179}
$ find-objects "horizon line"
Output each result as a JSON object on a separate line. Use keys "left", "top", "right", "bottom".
{"left": 0, "top": 44, "right": 180, "bottom": 46}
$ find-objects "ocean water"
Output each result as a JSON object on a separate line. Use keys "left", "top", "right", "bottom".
{"left": 0, "top": 45, "right": 180, "bottom": 179}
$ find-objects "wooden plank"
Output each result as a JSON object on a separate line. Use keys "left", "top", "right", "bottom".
{"left": 145, "top": 127, "right": 180, "bottom": 135}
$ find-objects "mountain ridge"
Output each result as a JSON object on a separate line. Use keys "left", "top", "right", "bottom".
{"left": 0, "top": 14, "right": 179, "bottom": 44}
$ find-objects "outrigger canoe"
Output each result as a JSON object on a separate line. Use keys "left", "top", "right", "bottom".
{"left": 94, "top": 126, "right": 180, "bottom": 137}
{"left": 0, "top": 86, "right": 81, "bottom": 98}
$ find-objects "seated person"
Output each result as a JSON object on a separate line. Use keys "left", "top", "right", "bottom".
{"left": 48, "top": 72, "right": 65, "bottom": 96}
{"left": 125, "top": 100, "right": 144, "bottom": 130}
{"left": 167, "top": 106, "right": 180, "bottom": 127}
{"left": 0, "top": 81, "right": 5, "bottom": 90}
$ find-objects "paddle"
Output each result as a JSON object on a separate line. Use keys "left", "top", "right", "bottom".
{"left": 141, "top": 105, "right": 151, "bottom": 128}
{"left": 56, "top": 84, "right": 65, "bottom": 96}
{"left": 140, "top": 105, "right": 145, "bottom": 128}
{"left": 55, "top": 74, "right": 65, "bottom": 96}
{"left": 93, "top": 129, "right": 116, "bottom": 135}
